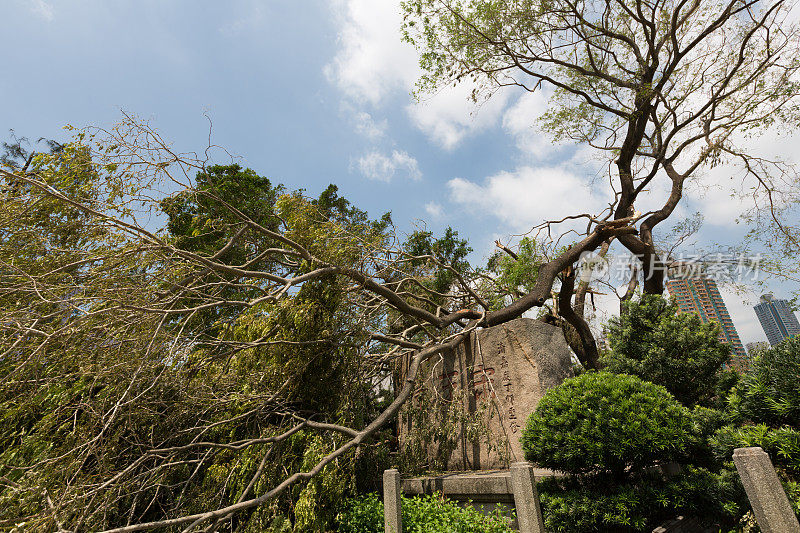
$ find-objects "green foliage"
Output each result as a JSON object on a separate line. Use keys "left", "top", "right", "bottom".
{"left": 690, "top": 406, "right": 729, "bottom": 442}
{"left": 522, "top": 372, "right": 692, "bottom": 480}
{"left": 715, "top": 369, "right": 741, "bottom": 409}
{"left": 712, "top": 424, "right": 800, "bottom": 479}
{"left": 786, "top": 481, "right": 800, "bottom": 516}
{"left": 705, "top": 321, "right": 800, "bottom": 526}
{"left": 728, "top": 335, "right": 800, "bottom": 427}
{"left": 1, "top": 140, "right": 106, "bottom": 268}
{"left": 483, "top": 237, "right": 547, "bottom": 309}
{"left": 336, "top": 493, "right": 514, "bottom": 533}
{"left": 717, "top": 335, "right": 800, "bottom": 482}
{"left": 686, "top": 406, "right": 730, "bottom": 470}
{"left": 402, "top": 226, "right": 472, "bottom": 305}
{"left": 0, "top": 140, "right": 391, "bottom": 531}
{"left": 528, "top": 387, "right": 747, "bottom": 533}
{"left": 160, "top": 164, "right": 283, "bottom": 255}
{"left": 335, "top": 493, "right": 384, "bottom": 533}
{"left": 604, "top": 294, "right": 731, "bottom": 407}
{"left": 537, "top": 467, "right": 743, "bottom": 533}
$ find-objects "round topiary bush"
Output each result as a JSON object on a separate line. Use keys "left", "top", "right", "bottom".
{"left": 522, "top": 372, "right": 692, "bottom": 480}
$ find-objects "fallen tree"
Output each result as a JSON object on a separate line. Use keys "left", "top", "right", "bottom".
{"left": 1, "top": 0, "right": 799, "bottom": 526}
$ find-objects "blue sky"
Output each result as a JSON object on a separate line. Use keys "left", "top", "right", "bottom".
{"left": 3, "top": 0, "right": 798, "bottom": 345}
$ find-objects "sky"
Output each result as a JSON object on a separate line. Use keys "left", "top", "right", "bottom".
{"left": 2, "top": 0, "right": 798, "bottom": 346}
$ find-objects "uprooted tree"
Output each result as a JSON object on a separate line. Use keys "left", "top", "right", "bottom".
{"left": 1, "top": 0, "right": 799, "bottom": 528}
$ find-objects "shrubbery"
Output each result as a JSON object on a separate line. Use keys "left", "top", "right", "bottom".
{"left": 335, "top": 493, "right": 513, "bottom": 533}
{"left": 728, "top": 335, "right": 800, "bottom": 427}
{"left": 518, "top": 302, "right": 800, "bottom": 531}
{"left": 706, "top": 336, "right": 800, "bottom": 520}
{"left": 521, "top": 371, "right": 747, "bottom": 531}
{"left": 522, "top": 372, "right": 692, "bottom": 480}
{"left": 712, "top": 424, "right": 800, "bottom": 478}
{"left": 685, "top": 405, "right": 730, "bottom": 470}
{"left": 537, "top": 467, "right": 741, "bottom": 533}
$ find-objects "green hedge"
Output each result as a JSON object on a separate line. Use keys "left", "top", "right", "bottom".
{"left": 335, "top": 493, "right": 513, "bottom": 533}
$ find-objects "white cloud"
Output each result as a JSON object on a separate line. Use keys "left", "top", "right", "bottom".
{"left": 356, "top": 150, "right": 422, "bottom": 182}
{"left": 353, "top": 111, "right": 387, "bottom": 140}
{"left": 327, "top": 0, "right": 510, "bottom": 150}
{"left": 502, "top": 90, "right": 560, "bottom": 159}
{"left": 424, "top": 201, "right": 443, "bottom": 218}
{"left": 447, "top": 165, "right": 609, "bottom": 232}
{"left": 407, "top": 85, "right": 510, "bottom": 151}
{"left": 29, "top": 0, "right": 54, "bottom": 21}
{"left": 325, "top": 0, "right": 418, "bottom": 106}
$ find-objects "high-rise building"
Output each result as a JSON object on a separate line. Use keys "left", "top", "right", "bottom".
{"left": 665, "top": 275, "right": 748, "bottom": 365}
{"left": 753, "top": 293, "right": 800, "bottom": 346}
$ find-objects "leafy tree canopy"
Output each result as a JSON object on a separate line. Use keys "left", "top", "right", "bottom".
{"left": 0, "top": 132, "right": 395, "bottom": 530}
{"left": 604, "top": 294, "right": 731, "bottom": 407}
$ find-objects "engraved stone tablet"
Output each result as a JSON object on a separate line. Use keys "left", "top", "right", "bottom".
{"left": 399, "top": 318, "right": 574, "bottom": 470}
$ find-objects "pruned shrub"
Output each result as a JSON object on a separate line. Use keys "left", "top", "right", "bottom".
{"left": 522, "top": 372, "right": 692, "bottom": 480}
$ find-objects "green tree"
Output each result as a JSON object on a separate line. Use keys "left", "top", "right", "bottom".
{"left": 604, "top": 294, "right": 731, "bottom": 407}
{"left": 402, "top": 0, "right": 800, "bottom": 365}
{"left": 402, "top": 226, "right": 472, "bottom": 302}
{"left": 160, "top": 164, "right": 283, "bottom": 257}
{"left": 483, "top": 237, "right": 548, "bottom": 309}
{"left": 713, "top": 335, "right": 800, "bottom": 477}
{"left": 0, "top": 118, "right": 519, "bottom": 532}
{"left": 708, "top": 338, "right": 800, "bottom": 523}
{"left": 0, "top": 127, "right": 394, "bottom": 531}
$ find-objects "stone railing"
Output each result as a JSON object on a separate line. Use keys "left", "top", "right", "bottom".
{"left": 383, "top": 462, "right": 546, "bottom": 533}
{"left": 381, "top": 448, "right": 800, "bottom": 533}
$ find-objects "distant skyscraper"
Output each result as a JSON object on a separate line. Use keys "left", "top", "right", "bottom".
{"left": 665, "top": 275, "right": 748, "bottom": 365}
{"left": 753, "top": 293, "right": 800, "bottom": 346}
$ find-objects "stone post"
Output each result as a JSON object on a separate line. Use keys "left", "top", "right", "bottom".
{"left": 383, "top": 468, "right": 402, "bottom": 533}
{"left": 510, "top": 461, "right": 545, "bottom": 533}
{"left": 733, "top": 447, "right": 800, "bottom": 533}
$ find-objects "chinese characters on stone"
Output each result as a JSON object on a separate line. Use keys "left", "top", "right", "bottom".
{"left": 436, "top": 342, "right": 520, "bottom": 434}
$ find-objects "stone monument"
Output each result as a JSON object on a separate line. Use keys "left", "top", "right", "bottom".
{"left": 398, "top": 317, "right": 574, "bottom": 470}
